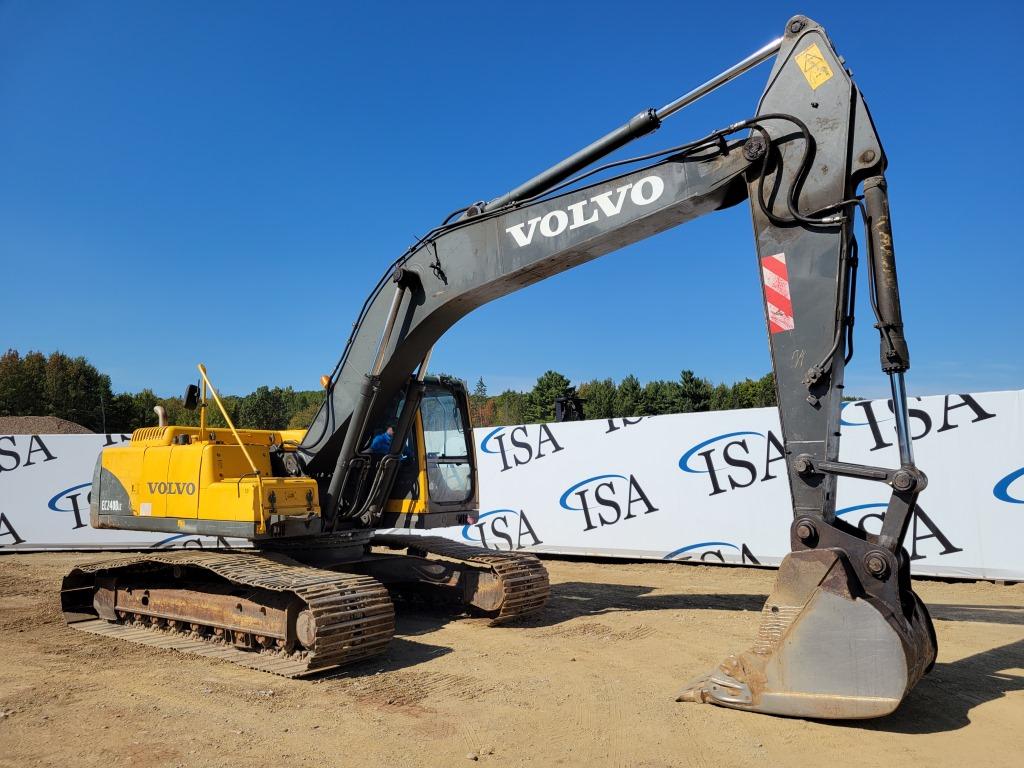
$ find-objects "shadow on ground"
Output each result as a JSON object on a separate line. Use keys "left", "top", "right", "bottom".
{"left": 929, "top": 604, "right": 1024, "bottom": 626}
{"left": 310, "top": 636, "right": 453, "bottom": 681}
{"left": 838, "top": 638, "right": 1024, "bottom": 734}
{"left": 538, "top": 582, "right": 766, "bottom": 623}
{"left": 387, "top": 581, "right": 770, "bottom": 635}
{"left": 389, "top": 584, "right": 1024, "bottom": 634}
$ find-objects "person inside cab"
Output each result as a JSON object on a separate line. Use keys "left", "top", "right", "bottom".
{"left": 370, "top": 423, "right": 396, "bottom": 454}
{"left": 370, "top": 422, "right": 412, "bottom": 459}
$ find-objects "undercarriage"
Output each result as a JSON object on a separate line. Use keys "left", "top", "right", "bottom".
{"left": 61, "top": 534, "right": 549, "bottom": 677}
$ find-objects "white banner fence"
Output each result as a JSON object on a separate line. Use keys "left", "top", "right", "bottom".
{"left": 2, "top": 390, "right": 1022, "bottom": 581}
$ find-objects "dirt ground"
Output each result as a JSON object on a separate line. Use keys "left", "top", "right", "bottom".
{"left": 0, "top": 553, "right": 1021, "bottom": 768}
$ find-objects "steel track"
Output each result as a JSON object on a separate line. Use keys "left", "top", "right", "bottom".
{"left": 371, "top": 534, "right": 550, "bottom": 623}
{"left": 61, "top": 550, "right": 395, "bottom": 677}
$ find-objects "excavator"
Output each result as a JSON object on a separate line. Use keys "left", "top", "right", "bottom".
{"left": 62, "top": 15, "right": 937, "bottom": 719}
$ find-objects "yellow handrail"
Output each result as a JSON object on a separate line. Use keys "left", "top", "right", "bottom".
{"left": 197, "top": 363, "right": 267, "bottom": 533}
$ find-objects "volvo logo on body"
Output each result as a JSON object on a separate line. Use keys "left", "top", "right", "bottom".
{"left": 146, "top": 481, "right": 196, "bottom": 496}
{"left": 505, "top": 175, "right": 666, "bottom": 247}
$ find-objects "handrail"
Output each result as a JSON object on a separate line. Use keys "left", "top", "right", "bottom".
{"left": 197, "top": 363, "right": 267, "bottom": 534}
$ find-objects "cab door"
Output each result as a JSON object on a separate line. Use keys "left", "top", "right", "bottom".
{"left": 419, "top": 380, "right": 476, "bottom": 510}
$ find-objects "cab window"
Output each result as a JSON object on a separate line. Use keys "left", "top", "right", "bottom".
{"left": 420, "top": 383, "right": 473, "bottom": 504}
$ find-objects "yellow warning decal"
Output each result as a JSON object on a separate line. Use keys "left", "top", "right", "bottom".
{"left": 794, "top": 43, "right": 834, "bottom": 90}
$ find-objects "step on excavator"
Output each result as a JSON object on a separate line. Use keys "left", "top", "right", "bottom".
{"left": 62, "top": 15, "right": 937, "bottom": 719}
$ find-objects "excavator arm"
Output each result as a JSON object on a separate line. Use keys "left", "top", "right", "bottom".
{"left": 292, "top": 14, "right": 935, "bottom": 718}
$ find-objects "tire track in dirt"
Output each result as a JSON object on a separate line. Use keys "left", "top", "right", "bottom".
{"left": 321, "top": 669, "right": 495, "bottom": 708}
{"left": 540, "top": 622, "right": 655, "bottom": 642}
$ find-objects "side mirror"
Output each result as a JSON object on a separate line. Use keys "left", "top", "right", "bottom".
{"left": 183, "top": 383, "right": 200, "bottom": 411}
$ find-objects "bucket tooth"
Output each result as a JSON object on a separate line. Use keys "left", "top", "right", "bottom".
{"left": 677, "top": 548, "right": 936, "bottom": 719}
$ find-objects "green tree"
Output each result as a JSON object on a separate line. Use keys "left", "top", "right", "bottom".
{"left": 708, "top": 382, "right": 734, "bottom": 411}
{"left": 162, "top": 395, "right": 202, "bottom": 429}
{"left": 288, "top": 400, "right": 321, "bottom": 430}
{"left": 577, "top": 378, "right": 616, "bottom": 420}
{"left": 755, "top": 372, "right": 777, "bottom": 407}
{"left": 494, "top": 389, "right": 530, "bottom": 425}
{"left": 527, "top": 370, "right": 574, "bottom": 423}
{"left": 677, "top": 369, "right": 713, "bottom": 412}
{"left": 204, "top": 394, "right": 237, "bottom": 428}
{"left": 106, "top": 389, "right": 161, "bottom": 432}
{"left": 469, "top": 376, "right": 489, "bottom": 426}
{"left": 0, "top": 349, "right": 45, "bottom": 416}
{"left": 131, "top": 390, "right": 161, "bottom": 426}
{"left": 731, "top": 378, "right": 761, "bottom": 409}
{"left": 277, "top": 387, "right": 322, "bottom": 427}
{"left": 236, "top": 386, "right": 288, "bottom": 430}
{"left": 614, "top": 374, "right": 645, "bottom": 418}
{"left": 25, "top": 351, "right": 115, "bottom": 431}
{"left": 642, "top": 379, "right": 679, "bottom": 415}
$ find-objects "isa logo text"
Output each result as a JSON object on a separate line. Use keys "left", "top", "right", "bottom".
{"left": 480, "top": 425, "right": 564, "bottom": 472}
{"left": 462, "top": 508, "right": 543, "bottom": 551}
{"left": 559, "top": 473, "right": 658, "bottom": 532}
{"left": 679, "top": 430, "right": 786, "bottom": 497}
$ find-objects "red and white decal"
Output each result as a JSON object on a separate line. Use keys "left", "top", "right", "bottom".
{"left": 761, "top": 252, "right": 795, "bottom": 334}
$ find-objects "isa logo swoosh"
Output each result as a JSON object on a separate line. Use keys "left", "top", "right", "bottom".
{"left": 678, "top": 432, "right": 762, "bottom": 474}
{"left": 479, "top": 427, "right": 506, "bottom": 454}
{"left": 663, "top": 541, "right": 739, "bottom": 560}
{"left": 994, "top": 467, "right": 1024, "bottom": 504}
{"left": 47, "top": 482, "right": 92, "bottom": 513}
{"left": 559, "top": 474, "right": 628, "bottom": 510}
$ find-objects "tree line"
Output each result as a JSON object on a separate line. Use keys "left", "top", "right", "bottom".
{"left": 468, "top": 369, "right": 776, "bottom": 427}
{"left": 0, "top": 350, "right": 322, "bottom": 434}
{"left": 0, "top": 349, "right": 780, "bottom": 433}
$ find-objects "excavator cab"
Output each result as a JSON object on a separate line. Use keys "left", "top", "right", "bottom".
{"left": 374, "top": 376, "right": 479, "bottom": 529}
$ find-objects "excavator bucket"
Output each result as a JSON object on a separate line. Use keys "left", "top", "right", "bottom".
{"left": 678, "top": 548, "right": 936, "bottom": 719}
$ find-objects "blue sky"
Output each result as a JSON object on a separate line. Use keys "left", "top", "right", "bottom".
{"left": 1, "top": 1, "right": 1021, "bottom": 399}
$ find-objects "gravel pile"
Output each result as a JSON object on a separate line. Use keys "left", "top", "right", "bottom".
{"left": 0, "top": 416, "right": 93, "bottom": 434}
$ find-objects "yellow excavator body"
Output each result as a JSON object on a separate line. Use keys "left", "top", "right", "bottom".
{"left": 90, "top": 372, "right": 466, "bottom": 540}
{"left": 95, "top": 426, "right": 320, "bottom": 530}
